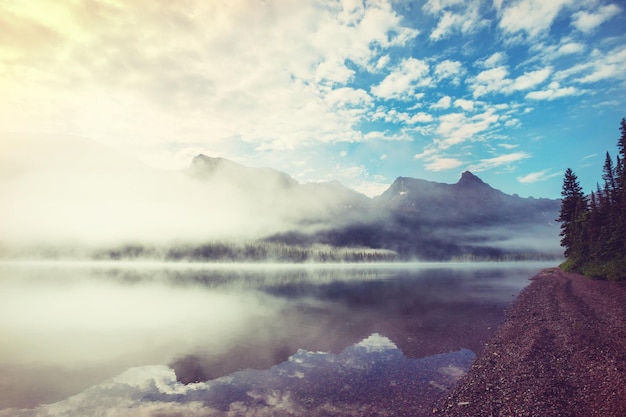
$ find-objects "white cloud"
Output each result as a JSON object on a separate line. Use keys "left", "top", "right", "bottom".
{"left": 425, "top": 157, "right": 463, "bottom": 171}
{"left": 578, "top": 65, "right": 620, "bottom": 83}
{"left": 454, "top": 98, "right": 475, "bottom": 111}
{"left": 434, "top": 60, "right": 465, "bottom": 84}
{"left": 375, "top": 55, "right": 391, "bottom": 71}
{"left": 430, "top": 12, "right": 458, "bottom": 40}
{"left": 468, "top": 152, "right": 531, "bottom": 172}
{"left": 378, "top": 109, "right": 434, "bottom": 125}
{"left": 498, "top": 0, "right": 575, "bottom": 38}
{"left": 431, "top": 95, "right": 452, "bottom": 109}
{"left": 525, "top": 81, "right": 578, "bottom": 100}
{"left": 371, "top": 57, "right": 431, "bottom": 100}
{"left": 517, "top": 169, "right": 561, "bottom": 183}
{"left": 436, "top": 110, "right": 499, "bottom": 149}
{"left": 361, "top": 130, "right": 413, "bottom": 142}
{"left": 575, "top": 45, "right": 626, "bottom": 83}
{"left": 572, "top": 4, "right": 622, "bottom": 33}
{"left": 557, "top": 42, "right": 585, "bottom": 55}
{"left": 529, "top": 39, "right": 587, "bottom": 65}
{"left": 414, "top": 148, "right": 438, "bottom": 160}
{"left": 503, "top": 118, "right": 520, "bottom": 127}
{"left": 0, "top": 0, "right": 420, "bottom": 166}
{"left": 423, "top": 0, "right": 465, "bottom": 14}
{"left": 325, "top": 87, "right": 373, "bottom": 108}
{"left": 481, "top": 52, "right": 507, "bottom": 68}
{"left": 512, "top": 67, "right": 552, "bottom": 90}
{"left": 428, "top": 5, "right": 488, "bottom": 41}
{"left": 471, "top": 66, "right": 552, "bottom": 97}
{"left": 553, "top": 62, "right": 594, "bottom": 81}
{"left": 552, "top": 45, "right": 626, "bottom": 85}
{"left": 471, "top": 66, "right": 512, "bottom": 97}
{"left": 315, "top": 59, "right": 356, "bottom": 84}
{"left": 409, "top": 112, "right": 435, "bottom": 124}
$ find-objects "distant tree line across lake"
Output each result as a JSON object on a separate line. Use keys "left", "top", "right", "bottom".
{"left": 94, "top": 242, "right": 399, "bottom": 263}
{"left": 0, "top": 238, "right": 561, "bottom": 263}
{"left": 92, "top": 241, "right": 556, "bottom": 263}
{"left": 558, "top": 118, "right": 626, "bottom": 281}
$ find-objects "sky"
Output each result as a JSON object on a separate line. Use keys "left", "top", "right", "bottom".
{"left": 0, "top": 0, "right": 625, "bottom": 198}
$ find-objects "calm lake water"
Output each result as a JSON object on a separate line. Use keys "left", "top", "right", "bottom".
{"left": 0, "top": 261, "right": 554, "bottom": 416}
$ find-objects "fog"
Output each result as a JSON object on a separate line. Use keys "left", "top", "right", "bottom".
{"left": 0, "top": 133, "right": 336, "bottom": 249}
{"left": 459, "top": 223, "right": 562, "bottom": 256}
{"left": 0, "top": 133, "right": 562, "bottom": 263}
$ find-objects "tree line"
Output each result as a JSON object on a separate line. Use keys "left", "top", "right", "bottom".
{"left": 558, "top": 118, "right": 626, "bottom": 281}
{"left": 94, "top": 241, "right": 399, "bottom": 263}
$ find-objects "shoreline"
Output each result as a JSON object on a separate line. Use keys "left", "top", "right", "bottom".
{"left": 434, "top": 268, "right": 626, "bottom": 417}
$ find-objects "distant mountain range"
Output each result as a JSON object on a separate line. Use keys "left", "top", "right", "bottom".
{"left": 188, "top": 154, "right": 561, "bottom": 261}
{"left": 0, "top": 135, "right": 562, "bottom": 261}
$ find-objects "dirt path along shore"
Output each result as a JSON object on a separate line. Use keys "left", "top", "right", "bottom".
{"left": 435, "top": 268, "right": 626, "bottom": 417}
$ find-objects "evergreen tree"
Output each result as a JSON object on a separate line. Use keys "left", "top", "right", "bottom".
{"left": 602, "top": 151, "right": 617, "bottom": 203}
{"left": 586, "top": 190, "right": 601, "bottom": 263}
{"left": 558, "top": 118, "right": 626, "bottom": 280}
{"left": 557, "top": 168, "right": 588, "bottom": 263}
{"left": 616, "top": 119, "right": 626, "bottom": 258}
{"left": 617, "top": 117, "right": 626, "bottom": 161}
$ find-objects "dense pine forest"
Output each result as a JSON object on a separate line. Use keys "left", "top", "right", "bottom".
{"left": 558, "top": 118, "right": 626, "bottom": 281}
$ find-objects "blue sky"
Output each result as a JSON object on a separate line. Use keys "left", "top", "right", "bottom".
{"left": 1, "top": 0, "right": 625, "bottom": 198}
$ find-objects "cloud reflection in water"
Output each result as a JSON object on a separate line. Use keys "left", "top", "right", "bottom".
{"left": 1, "top": 334, "right": 474, "bottom": 417}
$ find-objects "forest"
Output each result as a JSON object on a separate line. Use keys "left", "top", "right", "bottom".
{"left": 558, "top": 118, "right": 626, "bottom": 281}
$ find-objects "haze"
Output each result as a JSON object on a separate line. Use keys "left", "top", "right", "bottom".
{"left": 0, "top": 133, "right": 336, "bottom": 248}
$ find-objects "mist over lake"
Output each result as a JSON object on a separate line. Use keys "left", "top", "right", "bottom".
{"left": 0, "top": 261, "right": 554, "bottom": 416}
{"left": 0, "top": 115, "right": 563, "bottom": 416}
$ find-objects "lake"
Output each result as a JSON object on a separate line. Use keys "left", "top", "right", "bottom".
{"left": 0, "top": 261, "right": 554, "bottom": 416}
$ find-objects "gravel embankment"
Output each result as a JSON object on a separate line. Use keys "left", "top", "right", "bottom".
{"left": 434, "top": 268, "right": 626, "bottom": 417}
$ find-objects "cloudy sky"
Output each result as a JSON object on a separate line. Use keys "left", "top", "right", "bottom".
{"left": 1, "top": 0, "right": 624, "bottom": 198}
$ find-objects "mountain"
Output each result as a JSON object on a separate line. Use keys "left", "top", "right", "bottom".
{"left": 189, "top": 154, "right": 299, "bottom": 189}
{"left": 262, "top": 168, "right": 561, "bottom": 260}
{"left": 375, "top": 171, "right": 559, "bottom": 226}
{"left": 188, "top": 154, "right": 370, "bottom": 223}
{"left": 0, "top": 140, "right": 561, "bottom": 260}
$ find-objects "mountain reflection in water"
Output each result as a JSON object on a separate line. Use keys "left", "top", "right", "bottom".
{"left": 0, "top": 262, "right": 553, "bottom": 415}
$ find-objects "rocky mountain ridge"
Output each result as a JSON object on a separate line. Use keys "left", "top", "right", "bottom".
{"left": 188, "top": 154, "right": 561, "bottom": 260}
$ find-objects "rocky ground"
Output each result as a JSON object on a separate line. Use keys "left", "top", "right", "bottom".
{"left": 433, "top": 268, "right": 626, "bottom": 417}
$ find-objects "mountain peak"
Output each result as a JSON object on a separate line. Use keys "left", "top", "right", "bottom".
{"left": 191, "top": 154, "right": 224, "bottom": 169}
{"left": 457, "top": 171, "right": 486, "bottom": 187}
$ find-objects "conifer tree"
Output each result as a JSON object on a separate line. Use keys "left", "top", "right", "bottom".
{"left": 616, "top": 119, "right": 626, "bottom": 257}
{"left": 558, "top": 118, "right": 626, "bottom": 280}
{"left": 602, "top": 151, "right": 617, "bottom": 203}
{"left": 557, "top": 168, "right": 588, "bottom": 264}
{"left": 586, "top": 190, "right": 602, "bottom": 263}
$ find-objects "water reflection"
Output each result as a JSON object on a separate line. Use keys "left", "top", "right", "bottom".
{"left": 1, "top": 334, "right": 475, "bottom": 417}
{"left": 0, "top": 261, "right": 552, "bottom": 413}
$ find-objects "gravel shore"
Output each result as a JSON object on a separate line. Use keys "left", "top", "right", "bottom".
{"left": 434, "top": 268, "right": 626, "bottom": 417}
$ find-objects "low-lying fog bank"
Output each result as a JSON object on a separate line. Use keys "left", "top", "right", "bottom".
{"left": 1, "top": 134, "right": 562, "bottom": 264}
